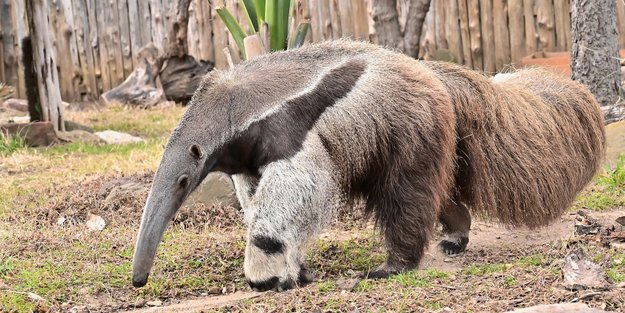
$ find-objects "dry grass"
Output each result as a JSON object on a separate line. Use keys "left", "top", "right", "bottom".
{"left": 0, "top": 105, "right": 623, "bottom": 312}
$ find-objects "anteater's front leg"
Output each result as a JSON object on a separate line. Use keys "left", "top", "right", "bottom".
{"left": 243, "top": 155, "right": 341, "bottom": 292}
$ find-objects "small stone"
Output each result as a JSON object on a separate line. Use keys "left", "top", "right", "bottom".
{"left": 86, "top": 214, "right": 106, "bottom": 231}
{"left": 617, "top": 282, "right": 625, "bottom": 288}
{"left": 146, "top": 300, "right": 163, "bottom": 307}
{"left": 562, "top": 248, "right": 609, "bottom": 291}
{"left": 57, "top": 217, "right": 66, "bottom": 226}
{"left": 336, "top": 278, "right": 360, "bottom": 291}
{"left": 95, "top": 130, "right": 143, "bottom": 144}
{"left": 443, "top": 307, "right": 452, "bottom": 312}
{"left": 208, "top": 286, "right": 221, "bottom": 295}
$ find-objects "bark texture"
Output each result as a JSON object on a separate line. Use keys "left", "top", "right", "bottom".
{"left": 371, "top": 0, "right": 431, "bottom": 57}
{"left": 25, "top": 0, "right": 65, "bottom": 131}
{"left": 571, "top": 0, "right": 621, "bottom": 111}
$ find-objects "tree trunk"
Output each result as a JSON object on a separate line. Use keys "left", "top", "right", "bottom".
{"left": 371, "top": 0, "right": 403, "bottom": 50}
{"left": 371, "top": 0, "right": 431, "bottom": 56}
{"left": 25, "top": 0, "right": 65, "bottom": 131}
{"left": 571, "top": 0, "right": 621, "bottom": 114}
{"left": 101, "top": 0, "right": 210, "bottom": 106}
{"left": 403, "top": 0, "right": 431, "bottom": 58}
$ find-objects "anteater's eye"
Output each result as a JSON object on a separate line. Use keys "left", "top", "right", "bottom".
{"left": 178, "top": 175, "right": 189, "bottom": 188}
{"left": 189, "top": 144, "right": 203, "bottom": 159}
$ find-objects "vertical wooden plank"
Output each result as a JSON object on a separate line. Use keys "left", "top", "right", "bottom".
{"left": 107, "top": 0, "right": 124, "bottom": 86}
{"left": 420, "top": 0, "right": 436, "bottom": 59}
{"left": 508, "top": 0, "right": 525, "bottom": 63}
{"left": 117, "top": 0, "right": 133, "bottom": 78}
{"left": 1, "top": 0, "right": 18, "bottom": 91}
{"left": 329, "top": 0, "right": 342, "bottom": 39}
{"left": 446, "top": 0, "right": 463, "bottom": 63}
{"left": 127, "top": 0, "right": 143, "bottom": 66}
{"left": 366, "top": 0, "right": 377, "bottom": 43}
{"left": 26, "top": 0, "right": 65, "bottom": 130}
{"left": 351, "top": 0, "right": 369, "bottom": 40}
{"left": 211, "top": 0, "right": 228, "bottom": 69}
{"left": 0, "top": 12, "right": 5, "bottom": 84}
{"left": 48, "top": 0, "right": 73, "bottom": 100}
{"left": 313, "top": 0, "right": 334, "bottom": 41}
{"left": 553, "top": 0, "right": 568, "bottom": 50}
{"left": 536, "top": 0, "right": 555, "bottom": 51}
{"left": 197, "top": 0, "right": 213, "bottom": 61}
{"left": 137, "top": 0, "right": 152, "bottom": 47}
{"left": 481, "top": 0, "right": 496, "bottom": 72}
{"left": 458, "top": 0, "right": 473, "bottom": 68}
{"left": 309, "top": 0, "right": 321, "bottom": 42}
{"left": 434, "top": 0, "right": 448, "bottom": 49}
{"left": 94, "top": 0, "right": 111, "bottom": 91}
{"left": 562, "top": 0, "right": 571, "bottom": 50}
{"left": 187, "top": 0, "right": 200, "bottom": 58}
{"left": 338, "top": 0, "right": 354, "bottom": 38}
{"left": 60, "top": 0, "right": 83, "bottom": 100}
{"left": 71, "top": 0, "right": 97, "bottom": 99}
{"left": 150, "top": 0, "right": 164, "bottom": 51}
{"left": 85, "top": 0, "right": 103, "bottom": 95}
{"left": 523, "top": 0, "right": 538, "bottom": 54}
{"left": 467, "top": 0, "right": 483, "bottom": 70}
{"left": 13, "top": 0, "right": 27, "bottom": 98}
{"left": 616, "top": 0, "right": 625, "bottom": 48}
{"left": 493, "top": 0, "right": 511, "bottom": 70}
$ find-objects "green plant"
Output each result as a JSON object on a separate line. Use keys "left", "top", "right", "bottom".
{"left": 598, "top": 155, "right": 625, "bottom": 190}
{"left": 216, "top": 0, "right": 310, "bottom": 61}
{"left": 0, "top": 131, "right": 26, "bottom": 156}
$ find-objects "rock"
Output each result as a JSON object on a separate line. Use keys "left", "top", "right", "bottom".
{"left": 103, "top": 182, "right": 149, "bottom": 207}
{"left": 184, "top": 172, "right": 240, "bottom": 209}
{"left": 505, "top": 303, "right": 607, "bottom": 313}
{"left": 9, "top": 115, "right": 30, "bottom": 123}
{"left": 86, "top": 214, "right": 106, "bottom": 231}
{"left": 2, "top": 98, "right": 28, "bottom": 112}
{"left": 0, "top": 122, "right": 58, "bottom": 147}
{"left": 562, "top": 248, "right": 610, "bottom": 291}
{"left": 336, "top": 278, "right": 361, "bottom": 291}
{"left": 616, "top": 216, "right": 625, "bottom": 226}
{"left": 146, "top": 300, "right": 163, "bottom": 307}
{"left": 95, "top": 130, "right": 143, "bottom": 144}
{"left": 57, "top": 130, "right": 105, "bottom": 144}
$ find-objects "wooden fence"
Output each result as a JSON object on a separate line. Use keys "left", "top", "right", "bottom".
{"left": 1, "top": 0, "right": 625, "bottom": 102}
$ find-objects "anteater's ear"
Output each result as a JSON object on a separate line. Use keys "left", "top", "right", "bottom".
{"left": 189, "top": 144, "right": 203, "bottom": 159}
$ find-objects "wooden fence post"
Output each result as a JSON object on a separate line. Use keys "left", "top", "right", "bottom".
{"left": 25, "top": 0, "right": 65, "bottom": 132}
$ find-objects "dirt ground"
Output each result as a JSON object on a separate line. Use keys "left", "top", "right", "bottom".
{"left": 124, "top": 209, "right": 625, "bottom": 313}
{"left": 1, "top": 105, "right": 624, "bottom": 313}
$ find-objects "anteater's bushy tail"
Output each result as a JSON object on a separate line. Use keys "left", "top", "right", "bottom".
{"left": 427, "top": 62, "right": 606, "bottom": 228}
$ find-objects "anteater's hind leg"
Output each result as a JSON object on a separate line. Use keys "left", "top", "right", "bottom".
{"left": 438, "top": 200, "right": 471, "bottom": 255}
{"left": 365, "top": 173, "right": 439, "bottom": 279}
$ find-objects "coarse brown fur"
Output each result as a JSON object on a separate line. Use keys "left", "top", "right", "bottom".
{"left": 133, "top": 40, "right": 606, "bottom": 290}
{"left": 426, "top": 62, "right": 605, "bottom": 227}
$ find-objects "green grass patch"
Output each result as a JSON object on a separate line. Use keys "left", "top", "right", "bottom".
{"left": 317, "top": 281, "right": 337, "bottom": 293}
{"left": 462, "top": 263, "right": 509, "bottom": 276}
{"left": 598, "top": 155, "right": 625, "bottom": 190}
{"left": 0, "top": 131, "right": 26, "bottom": 156}
{"left": 0, "top": 292, "right": 38, "bottom": 313}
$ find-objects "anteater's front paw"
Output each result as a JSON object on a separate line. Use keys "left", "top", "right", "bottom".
{"left": 439, "top": 236, "right": 469, "bottom": 255}
{"left": 247, "top": 266, "right": 313, "bottom": 292}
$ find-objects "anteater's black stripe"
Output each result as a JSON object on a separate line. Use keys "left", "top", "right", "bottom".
{"left": 214, "top": 59, "right": 367, "bottom": 176}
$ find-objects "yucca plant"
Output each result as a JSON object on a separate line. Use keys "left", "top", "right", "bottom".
{"left": 216, "top": 0, "right": 310, "bottom": 62}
